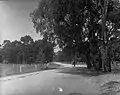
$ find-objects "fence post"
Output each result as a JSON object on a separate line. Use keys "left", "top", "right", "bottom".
{"left": 20, "top": 65, "right": 22, "bottom": 73}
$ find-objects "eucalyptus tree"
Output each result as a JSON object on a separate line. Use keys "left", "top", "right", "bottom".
{"left": 0, "top": 48, "right": 3, "bottom": 63}
{"left": 1, "top": 40, "right": 11, "bottom": 64}
{"left": 10, "top": 40, "right": 22, "bottom": 64}
{"left": 20, "top": 35, "right": 34, "bottom": 64}
{"left": 30, "top": 0, "right": 120, "bottom": 72}
{"left": 33, "top": 39, "right": 54, "bottom": 64}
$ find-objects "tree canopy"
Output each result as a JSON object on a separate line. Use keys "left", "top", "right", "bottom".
{"left": 30, "top": 0, "right": 120, "bottom": 71}
{"left": 0, "top": 35, "right": 54, "bottom": 64}
{"left": 30, "top": 0, "right": 120, "bottom": 53}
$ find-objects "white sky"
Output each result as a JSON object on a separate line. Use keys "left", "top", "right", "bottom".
{"left": 0, "top": 0, "right": 41, "bottom": 44}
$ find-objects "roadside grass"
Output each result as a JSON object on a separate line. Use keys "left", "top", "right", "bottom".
{"left": 58, "top": 64, "right": 120, "bottom": 77}
{"left": 1, "top": 62, "right": 119, "bottom": 78}
{"left": 0, "top": 63, "right": 60, "bottom": 77}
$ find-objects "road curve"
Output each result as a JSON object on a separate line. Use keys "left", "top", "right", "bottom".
{"left": 1, "top": 62, "right": 120, "bottom": 95}
{"left": 0, "top": 62, "right": 99, "bottom": 95}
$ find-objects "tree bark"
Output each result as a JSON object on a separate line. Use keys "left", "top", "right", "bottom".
{"left": 101, "top": 0, "right": 111, "bottom": 72}
{"left": 86, "top": 51, "right": 92, "bottom": 69}
{"left": 22, "top": 52, "right": 25, "bottom": 64}
{"left": 98, "top": 52, "right": 102, "bottom": 71}
{"left": 101, "top": 45, "right": 108, "bottom": 72}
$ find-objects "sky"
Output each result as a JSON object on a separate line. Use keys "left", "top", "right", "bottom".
{"left": 0, "top": 0, "right": 41, "bottom": 44}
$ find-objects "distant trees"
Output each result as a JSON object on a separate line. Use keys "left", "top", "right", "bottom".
{"left": 54, "top": 51, "right": 67, "bottom": 62}
{"left": 1, "top": 40, "right": 11, "bottom": 64}
{"left": 0, "top": 35, "right": 54, "bottom": 64}
{"left": 0, "top": 55, "right": 2, "bottom": 63}
{"left": 0, "top": 48, "right": 3, "bottom": 63}
{"left": 20, "top": 35, "right": 34, "bottom": 64}
{"left": 34, "top": 39, "right": 54, "bottom": 64}
{"left": 43, "top": 41, "right": 54, "bottom": 62}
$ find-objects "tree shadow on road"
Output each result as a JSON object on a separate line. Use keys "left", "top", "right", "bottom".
{"left": 57, "top": 67, "right": 120, "bottom": 77}
{"left": 58, "top": 67, "right": 120, "bottom": 95}
{"left": 111, "top": 67, "right": 120, "bottom": 75}
{"left": 58, "top": 67, "right": 104, "bottom": 77}
{"left": 99, "top": 80, "right": 120, "bottom": 95}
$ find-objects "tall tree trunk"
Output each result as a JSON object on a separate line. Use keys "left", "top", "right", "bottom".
{"left": 101, "top": 45, "right": 107, "bottom": 72}
{"left": 22, "top": 52, "right": 25, "bottom": 64}
{"left": 98, "top": 51, "right": 102, "bottom": 71}
{"left": 101, "top": 0, "right": 111, "bottom": 72}
{"left": 25, "top": 55, "right": 27, "bottom": 64}
{"left": 17, "top": 55, "right": 19, "bottom": 64}
{"left": 85, "top": 42, "right": 92, "bottom": 69}
{"left": 106, "top": 46, "right": 111, "bottom": 72}
{"left": 86, "top": 51, "right": 92, "bottom": 69}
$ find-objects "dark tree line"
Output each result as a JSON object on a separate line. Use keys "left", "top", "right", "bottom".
{"left": 30, "top": 0, "right": 120, "bottom": 72}
{"left": 0, "top": 35, "right": 54, "bottom": 64}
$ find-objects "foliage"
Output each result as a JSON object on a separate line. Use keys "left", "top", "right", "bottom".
{"left": 54, "top": 51, "right": 73, "bottom": 62}
{"left": 0, "top": 35, "right": 54, "bottom": 64}
{"left": 0, "top": 48, "right": 3, "bottom": 63}
{"left": 43, "top": 42, "right": 54, "bottom": 62}
{"left": 36, "top": 50, "right": 45, "bottom": 63}
{"left": 20, "top": 35, "right": 34, "bottom": 45}
{"left": 1, "top": 40, "right": 11, "bottom": 63}
{"left": 109, "top": 38, "right": 120, "bottom": 61}
{"left": 34, "top": 39, "right": 54, "bottom": 63}
{"left": 30, "top": 0, "right": 120, "bottom": 51}
{"left": 30, "top": 0, "right": 120, "bottom": 71}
